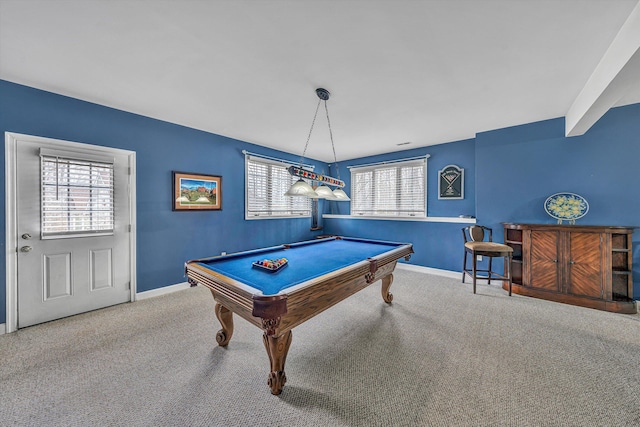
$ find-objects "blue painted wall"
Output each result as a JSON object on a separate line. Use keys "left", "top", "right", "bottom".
{"left": 326, "top": 139, "right": 476, "bottom": 218}
{"left": 475, "top": 106, "right": 640, "bottom": 298}
{"left": 325, "top": 103, "right": 640, "bottom": 298}
{"left": 0, "top": 80, "right": 325, "bottom": 324}
{"left": 323, "top": 139, "right": 477, "bottom": 271}
{"left": 1, "top": 80, "right": 638, "bottom": 324}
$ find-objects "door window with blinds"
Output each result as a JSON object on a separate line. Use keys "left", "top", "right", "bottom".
{"left": 40, "top": 150, "right": 115, "bottom": 238}
{"left": 350, "top": 158, "right": 426, "bottom": 217}
{"left": 246, "top": 154, "right": 312, "bottom": 219}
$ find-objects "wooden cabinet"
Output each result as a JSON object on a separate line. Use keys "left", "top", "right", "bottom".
{"left": 503, "top": 223, "right": 636, "bottom": 314}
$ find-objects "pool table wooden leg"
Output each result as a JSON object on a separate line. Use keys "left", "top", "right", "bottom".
{"left": 381, "top": 274, "right": 394, "bottom": 303}
{"left": 262, "top": 330, "right": 292, "bottom": 395}
{"left": 214, "top": 302, "right": 234, "bottom": 346}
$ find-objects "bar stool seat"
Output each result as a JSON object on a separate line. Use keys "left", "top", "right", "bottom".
{"left": 462, "top": 225, "right": 513, "bottom": 295}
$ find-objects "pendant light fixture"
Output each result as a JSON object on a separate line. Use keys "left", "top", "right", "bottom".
{"left": 284, "top": 88, "right": 349, "bottom": 201}
{"left": 283, "top": 178, "right": 319, "bottom": 197}
{"left": 314, "top": 184, "right": 337, "bottom": 200}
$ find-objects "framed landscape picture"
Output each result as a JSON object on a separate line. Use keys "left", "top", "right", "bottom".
{"left": 173, "top": 171, "right": 222, "bottom": 211}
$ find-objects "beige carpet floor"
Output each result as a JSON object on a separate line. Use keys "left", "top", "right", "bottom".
{"left": 1, "top": 269, "right": 639, "bottom": 426}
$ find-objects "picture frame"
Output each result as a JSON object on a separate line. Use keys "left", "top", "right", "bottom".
{"left": 438, "top": 164, "right": 464, "bottom": 200}
{"left": 172, "top": 171, "right": 222, "bottom": 211}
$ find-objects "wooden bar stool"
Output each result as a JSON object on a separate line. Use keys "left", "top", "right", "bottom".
{"left": 462, "top": 225, "right": 513, "bottom": 295}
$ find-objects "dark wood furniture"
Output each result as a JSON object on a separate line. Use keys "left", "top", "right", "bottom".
{"left": 503, "top": 223, "right": 636, "bottom": 314}
{"left": 462, "top": 225, "right": 513, "bottom": 295}
{"left": 185, "top": 236, "right": 413, "bottom": 395}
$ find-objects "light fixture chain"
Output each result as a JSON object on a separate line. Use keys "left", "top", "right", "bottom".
{"left": 323, "top": 100, "right": 340, "bottom": 180}
{"left": 299, "top": 98, "right": 322, "bottom": 167}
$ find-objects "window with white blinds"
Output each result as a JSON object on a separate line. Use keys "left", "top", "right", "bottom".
{"left": 245, "top": 155, "right": 312, "bottom": 219}
{"left": 41, "top": 154, "right": 115, "bottom": 238}
{"left": 350, "top": 158, "right": 426, "bottom": 217}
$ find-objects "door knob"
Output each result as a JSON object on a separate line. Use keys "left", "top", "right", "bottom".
{"left": 21, "top": 233, "right": 32, "bottom": 240}
{"left": 20, "top": 246, "right": 32, "bottom": 253}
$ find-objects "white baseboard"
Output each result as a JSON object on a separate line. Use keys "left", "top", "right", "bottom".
{"left": 133, "top": 265, "right": 474, "bottom": 303}
{"left": 0, "top": 284, "right": 191, "bottom": 335}
{"left": 135, "top": 281, "right": 192, "bottom": 301}
{"left": 397, "top": 262, "right": 493, "bottom": 285}
{"left": 397, "top": 262, "right": 461, "bottom": 279}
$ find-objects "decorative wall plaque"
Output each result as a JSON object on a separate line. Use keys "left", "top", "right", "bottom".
{"left": 438, "top": 164, "right": 464, "bottom": 199}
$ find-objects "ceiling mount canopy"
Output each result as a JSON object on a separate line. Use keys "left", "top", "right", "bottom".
{"left": 316, "top": 88, "right": 330, "bottom": 101}
{"left": 284, "top": 88, "right": 350, "bottom": 201}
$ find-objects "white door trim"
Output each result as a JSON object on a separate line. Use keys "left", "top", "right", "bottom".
{"left": 4, "top": 132, "right": 137, "bottom": 333}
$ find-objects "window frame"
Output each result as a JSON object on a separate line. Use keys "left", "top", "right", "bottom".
{"left": 349, "top": 157, "right": 427, "bottom": 218}
{"left": 40, "top": 152, "right": 115, "bottom": 239}
{"left": 245, "top": 154, "right": 314, "bottom": 220}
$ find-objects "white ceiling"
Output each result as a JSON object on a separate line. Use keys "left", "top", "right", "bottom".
{"left": 1, "top": 0, "right": 639, "bottom": 162}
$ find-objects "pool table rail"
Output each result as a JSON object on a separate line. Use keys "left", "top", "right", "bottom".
{"left": 186, "top": 265, "right": 262, "bottom": 330}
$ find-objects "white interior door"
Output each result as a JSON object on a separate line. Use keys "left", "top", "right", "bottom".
{"left": 13, "top": 136, "right": 134, "bottom": 328}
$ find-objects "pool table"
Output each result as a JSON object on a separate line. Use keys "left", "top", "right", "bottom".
{"left": 185, "top": 236, "right": 413, "bottom": 395}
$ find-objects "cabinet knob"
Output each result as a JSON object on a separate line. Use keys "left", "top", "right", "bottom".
{"left": 570, "top": 260, "right": 575, "bottom": 265}
{"left": 553, "top": 259, "right": 558, "bottom": 263}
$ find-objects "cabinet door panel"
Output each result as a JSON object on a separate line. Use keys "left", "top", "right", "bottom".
{"left": 529, "top": 231, "right": 560, "bottom": 291}
{"left": 568, "top": 232, "right": 602, "bottom": 298}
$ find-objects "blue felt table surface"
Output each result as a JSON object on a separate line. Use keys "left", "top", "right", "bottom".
{"left": 194, "top": 238, "right": 405, "bottom": 295}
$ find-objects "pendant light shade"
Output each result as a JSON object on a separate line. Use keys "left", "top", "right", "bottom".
{"left": 315, "top": 185, "right": 338, "bottom": 200}
{"left": 284, "top": 178, "right": 319, "bottom": 198}
{"left": 332, "top": 188, "right": 351, "bottom": 201}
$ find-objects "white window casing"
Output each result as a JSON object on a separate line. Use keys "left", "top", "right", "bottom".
{"left": 245, "top": 153, "right": 313, "bottom": 219}
{"left": 350, "top": 157, "right": 427, "bottom": 218}
{"left": 40, "top": 149, "right": 115, "bottom": 238}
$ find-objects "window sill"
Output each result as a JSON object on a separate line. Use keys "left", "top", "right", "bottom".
{"left": 322, "top": 214, "right": 476, "bottom": 224}
{"left": 245, "top": 215, "right": 311, "bottom": 220}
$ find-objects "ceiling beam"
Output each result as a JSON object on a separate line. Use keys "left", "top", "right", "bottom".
{"left": 565, "top": 1, "right": 640, "bottom": 137}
